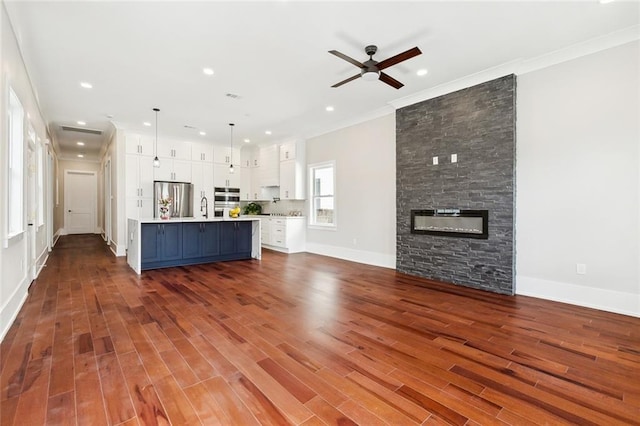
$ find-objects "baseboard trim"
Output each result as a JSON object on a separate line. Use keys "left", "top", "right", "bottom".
{"left": 35, "top": 247, "right": 49, "bottom": 278}
{"left": 305, "top": 243, "right": 395, "bottom": 269}
{"left": 516, "top": 275, "right": 639, "bottom": 318}
{"left": 0, "top": 275, "right": 30, "bottom": 342}
{"left": 111, "top": 241, "right": 126, "bottom": 257}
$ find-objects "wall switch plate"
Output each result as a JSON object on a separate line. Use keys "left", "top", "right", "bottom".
{"left": 576, "top": 263, "right": 586, "bottom": 275}
{"left": 451, "top": 154, "right": 457, "bottom": 163}
{"left": 432, "top": 156, "right": 438, "bottom": 165}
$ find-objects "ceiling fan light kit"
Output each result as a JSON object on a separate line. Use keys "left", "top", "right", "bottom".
{"left": 329, "top": 44, "right": 422, "bottom": 89}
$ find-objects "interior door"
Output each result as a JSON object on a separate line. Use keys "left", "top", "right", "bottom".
{"left": 65, "top": 170, "right": 97, "bottom": 234}
{"left": 27, "top": 142, "right": 36, "bottom": 278}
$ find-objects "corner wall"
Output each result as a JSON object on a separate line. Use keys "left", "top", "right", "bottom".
{"left": 396, "top": 75, "right": 516, "bottom": 294}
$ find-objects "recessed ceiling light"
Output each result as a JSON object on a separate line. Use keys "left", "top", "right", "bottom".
{"left": 80, "top": 81, "right": 93, "bottom": 89}
{"left": 143, "top": 122, "right": 151, "bottom": 126}
{"left": 326, "top": 106, "right": 334, "bottom": 112}
{"left": 265, "top": 130, "right": 272, "bottom": 135}
{"left": 199, "top": 131, "right": 206, "bottom": 136}
{"left": 203, "top": 68, "right": 214, "bottom": 76}
{"left": 244, "top": 139, "right": 250, "bottom": 143}
{"left": 77, "top": 121, "right": 86, "bottom": 125}
{"left": 77, "top": 141, "right": 85, "bottom": 146}
{"left": 77, "top": 154, "right": 84, "bottom": 158}
{"left": 417, "top": 69, "right": 428, "bottom": 76}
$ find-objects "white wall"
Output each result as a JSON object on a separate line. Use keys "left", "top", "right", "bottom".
{"left": 0, "top": 2, "right": 52, "bottom": 340}
{"left": 305, "top": 113, "right": 397, "bottom": 268}
{"left": 516, "top": 41, "right": 639, "bottom": 317}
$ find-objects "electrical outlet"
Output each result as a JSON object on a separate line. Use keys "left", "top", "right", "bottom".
{"left": 432, "top": 156, "right": 438, "bottom": 165}
{"left": 451, "top": 153, "right": 458, "bottom": 163}
{"left": 576, "top": 263, "right": 586, "bottom": 275}
{"left": 353, "top": 238, "right": 357, "bottom": 246}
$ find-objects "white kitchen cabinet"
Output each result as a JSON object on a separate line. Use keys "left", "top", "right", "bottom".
{"left": 213, "top": 163, "right": 241, "bottom": 188}
{"left": 154, "top": 159, "right": 191, "bottom": 182}
{"left": 125, "top": 153, "right": 154, "bottom": 224}
{"left": 126, "top": 196, "right": 154, "bottom": 221}
{"left": 241, "top": 147, "right": 257, "bottom": 168}
{"left": 214, "top": 145, "right": 241, "bottom": 165}
{"left": 259, "top": 144, "right": 279, "bottom": 187}
{"left": 157, "top": 139, "right": 191, "bottom": 161}
{"left": 191, "top": 141, "right": 214, "bottom": 163}
{"left": 279, "top": 141, "right": 298, "bottom": 161}
{"left": 279, "top": 159, "right": 305, "bottom": 200}
{"left": 126, "top": 134, "right": 154, "bottom": 156}
{"left": 192, "top": 162, "right": 215, "bottom": 201}
{"left": 261, "top": 217, "right": 305, "bottom": 253}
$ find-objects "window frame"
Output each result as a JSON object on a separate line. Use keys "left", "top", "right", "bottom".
{"left": 308, "top": 160, "right": 336, "bottom": 230}
{"left": 6, "top": 87, "right": 25, "bottom": 245}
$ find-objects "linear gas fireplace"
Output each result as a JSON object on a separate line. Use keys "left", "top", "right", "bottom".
{"left": 411, "top": 209, "right": 488, "bottom": 239}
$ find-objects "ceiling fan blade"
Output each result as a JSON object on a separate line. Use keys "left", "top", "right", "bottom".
{"left": 331, "top": 73, "right": 361, "bottom": 88}
{"left": 377, "top": 47, "right": 422, "bottom": 71}
{"left": 379, "top": 72, "right": 404, "bottom": 89}
{"left": 329, "top": 50, "right": 366, "bottom": 68}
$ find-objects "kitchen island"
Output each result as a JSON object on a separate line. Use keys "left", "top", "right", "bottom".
{"left": 127, "top": 217, "right": 261, "bottom": 274}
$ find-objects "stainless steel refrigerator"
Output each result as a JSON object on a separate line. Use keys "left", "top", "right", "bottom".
{"left": 153, "top": 181, "right": 193, "bottom": 218}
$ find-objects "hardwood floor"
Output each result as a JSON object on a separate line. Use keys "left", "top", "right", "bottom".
{"left": 1, "top": 234, "right": 639, "bottom": 425}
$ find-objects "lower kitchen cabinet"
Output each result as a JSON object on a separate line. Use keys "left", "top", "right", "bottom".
{"left": 182, "top": 222, "right": 221, "bottom": 259}
{"left": 140, "top": 220, "right": 254, "bottom": 270}
{"left": 141, "top": 223, "right": 183, "bottom": 263}
{"left": 220, "top": 221, "right": 252, "bottom": 256}
{"left": 260, "top": 217, "right": 305, "bottom": 253}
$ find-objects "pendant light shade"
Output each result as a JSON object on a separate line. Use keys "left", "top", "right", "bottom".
{"left": 229, "top": 123, "right": 235, "bottom": 174}
{"left": 153, "top": 108, "right": 160, "bottom": 168}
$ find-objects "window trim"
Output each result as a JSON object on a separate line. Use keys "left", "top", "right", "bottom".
{"left": 308, "top": 160, "right": 336, "bottom": 230}
{"left": 5, "top": 87, "right": 25, "bottom": 246}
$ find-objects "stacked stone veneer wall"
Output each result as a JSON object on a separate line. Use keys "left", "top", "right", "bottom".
{"left": 396, "top": 75, "right": 516, "bottom": 295}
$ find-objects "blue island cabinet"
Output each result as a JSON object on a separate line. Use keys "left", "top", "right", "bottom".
{"left": 141, "top": 223, "right": 183, "bottom": 264}
{"left": 220, "top": 221, "right": 252, "bottom": 257}
{"left": 182, "top": 222, "right": 221, "bottom": 259}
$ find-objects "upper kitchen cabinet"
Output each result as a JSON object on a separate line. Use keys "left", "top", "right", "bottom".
{"left": 213, "top": 163, "right": 241, "bottom": 188}
{"left": 157, "top": 138, "right": 191, "bottom": 161}
{"left": 279, "top": 141, "right": 298, "bottom": 161}
{"left": 154, "top": 158, "right": 191, "bottom": 182}
{"left": 259, "top": 144, "right": 279, "bottom": 187}
{"left": 125, "top": 133, "right": 154, "bottom": 156}
{"left": 241, "top": 147, "right": 259, "bottom": 168}
{"left": 214, "top": 145, "right": 241, "bottom": 165}
{"left": 279, "top": 140, "right": 306, "bottom": 200}
{"left": 191, "top": 141, "right": 214, "bottom": 163}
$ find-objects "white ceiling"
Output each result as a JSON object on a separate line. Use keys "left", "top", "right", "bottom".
{"left": 5, "top": 1, "right": 639, "bottom": 162}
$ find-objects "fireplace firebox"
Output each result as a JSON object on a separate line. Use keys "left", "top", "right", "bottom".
{"left": 411, "top": 209, "right": 488, "bottom": 239}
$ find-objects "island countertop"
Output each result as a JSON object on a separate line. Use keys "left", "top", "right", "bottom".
{"left": 127, "top": 217, "right": 261, "bottom": 274}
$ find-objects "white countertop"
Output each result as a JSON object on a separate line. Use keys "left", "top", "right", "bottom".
{"left": 136, "top": 216, "right": 261, "bottom": 224}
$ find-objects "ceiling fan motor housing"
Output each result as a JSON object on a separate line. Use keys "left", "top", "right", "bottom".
{"left": 365, "top": 45, "right": 378, "bottom": 56}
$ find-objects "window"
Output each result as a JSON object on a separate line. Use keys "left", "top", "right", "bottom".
{"left": 309, "top": 161, "right": 335, "bottom": 228}
{"left": 7, "top": 88, "right": 24, "bottom": 239}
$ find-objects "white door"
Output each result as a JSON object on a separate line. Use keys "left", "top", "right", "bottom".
{"left": 27, "top": 142, "right": 36, "bottom": 278}
{"left": 105, "top": 159, "right": 112, "bottom": 244}
{"left": 65, "top": 170, "right": 97, "bottom": 234}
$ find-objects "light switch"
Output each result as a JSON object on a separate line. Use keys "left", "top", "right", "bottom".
{"left": 432, "top": 156, "right": 438, "bottom": 165}
{"left": 451, "top": 154, "right": 457, "bottom": 163}
{"left": 576, "top": 263, "right": 586, "bottom": 275}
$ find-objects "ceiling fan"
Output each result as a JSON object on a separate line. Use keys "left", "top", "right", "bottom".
{"left": 329, "top": 44, "right": 422, "bottom": 89}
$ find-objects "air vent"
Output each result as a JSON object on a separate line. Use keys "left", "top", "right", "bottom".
{"left": 183, "top": 125, "right": 197, "bottom": 129}
{"left": 225, "top": 93, "right": 241, "bottom": 99}
{"left": 60, "top": 125, "right": 103, "bottom": 135}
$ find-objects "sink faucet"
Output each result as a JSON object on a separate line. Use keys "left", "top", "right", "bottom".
{"left": 200, "top": 196, "right": 208, "bottom": 219}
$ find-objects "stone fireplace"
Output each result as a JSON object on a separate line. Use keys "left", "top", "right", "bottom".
{"left": 396, "top": 75, "right": 516, "bottom": 295}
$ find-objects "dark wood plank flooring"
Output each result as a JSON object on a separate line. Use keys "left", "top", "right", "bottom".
{"left": 1, "top": 234, "right": 639, "bottom": 425}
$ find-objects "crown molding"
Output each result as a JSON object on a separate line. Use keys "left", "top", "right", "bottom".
{"left": 389, "top": 24, "right": 639, "bottom": 111}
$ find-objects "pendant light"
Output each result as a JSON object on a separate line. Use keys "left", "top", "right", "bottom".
{"left": 153, "top": 108, "right": 160, "bottom": 168}
{"left": 229, "top": 123, "right": 235, "bottom": 174}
